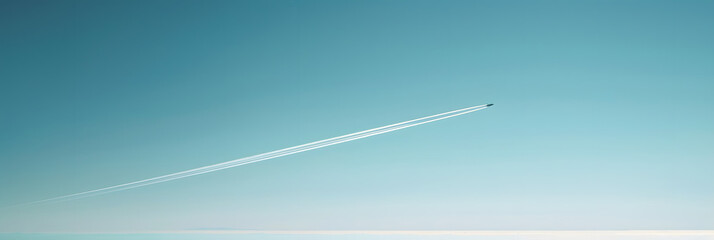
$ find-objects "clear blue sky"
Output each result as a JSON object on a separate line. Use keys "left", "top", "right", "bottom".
{"left": 1, "top": 0, "right": 712, "bottom": 232}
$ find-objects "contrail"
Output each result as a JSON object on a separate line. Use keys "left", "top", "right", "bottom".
{"left": 11, "top": 104, "right": 493, "bottom": 208}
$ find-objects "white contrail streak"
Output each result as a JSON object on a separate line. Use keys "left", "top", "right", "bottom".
{"left": 12, "top": 104, "right": 492, "bottom": 207}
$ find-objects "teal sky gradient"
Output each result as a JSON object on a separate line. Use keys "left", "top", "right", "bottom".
{"left": 1, "top": 0, "right": 713, "bottom": 232}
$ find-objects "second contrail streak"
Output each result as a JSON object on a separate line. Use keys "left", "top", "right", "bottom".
{"left": 17, "top": 104, "right": 493, "bottom": 207}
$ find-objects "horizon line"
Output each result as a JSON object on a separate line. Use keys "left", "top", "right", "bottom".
{"left": 4, "top": 230, "right": 714, "bottom": 235}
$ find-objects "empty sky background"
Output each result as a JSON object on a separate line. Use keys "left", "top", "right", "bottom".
{"left": 1, "top": 0, "right": 713, "bottom": 232}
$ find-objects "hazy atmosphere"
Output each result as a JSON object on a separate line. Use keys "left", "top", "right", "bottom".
{"left": 1, "top": 0, "right": 713, "bottom": 234}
